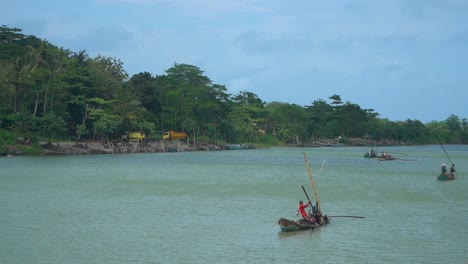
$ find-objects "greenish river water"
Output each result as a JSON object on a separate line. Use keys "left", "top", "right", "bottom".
{"left": 1, "top": 145, "right": 467, "bottom": 263}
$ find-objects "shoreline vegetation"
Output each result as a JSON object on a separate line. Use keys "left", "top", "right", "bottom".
{"left": 2, "top": 136, "right": 412, "bottom": 157}
{"left": 1, "top": 26, "right": 466, "bottom": 157}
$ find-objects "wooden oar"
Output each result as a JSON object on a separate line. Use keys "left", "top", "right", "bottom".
{"left": 303, "top": 152, "right": 321, "bottom": 214}
{"left": 301, "top": 185, "right": 313, "bottom": 206}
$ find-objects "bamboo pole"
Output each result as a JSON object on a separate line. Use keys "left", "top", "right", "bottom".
{"left": 303, "top": 152, "right": 321, "bottom": 214}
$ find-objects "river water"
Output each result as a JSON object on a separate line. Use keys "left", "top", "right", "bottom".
{"left": 1, "top": 145, "right": 467, "bottom": 264}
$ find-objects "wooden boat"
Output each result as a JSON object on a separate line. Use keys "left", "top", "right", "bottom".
{"left": 278, "top": 218, "right": 316, "bottom": 232}
{"left": 435, "top": 142, "right": 458, "bottom": 182}
{"left": 313, "top": 142, "right": 344, "bottom": 147}
{"left": 278, "top": 153, "right": 331, "bottom": 232}
{"left": 225, "top": 144, "right": 248, "bottom": 150}
{"left": 278, "top": 217, "right": 330, "bottom": 232}
{"left": 378, "top": 154, "right": 395, "bottom": 161}
{"left": 364, "top": 152, "right": 378, "bottom": 158}
{"left": 437, "top": 173, "right": 455, "bottom": 181}
{"left": 364, "top": 145, "right": 378, "bottom": 158}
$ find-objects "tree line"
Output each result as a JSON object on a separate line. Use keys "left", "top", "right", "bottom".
{"left": 1, "top": 25, "right": 467, "bottom": 148}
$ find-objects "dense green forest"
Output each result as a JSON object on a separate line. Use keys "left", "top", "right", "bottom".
{"left": 1, "top": 25, "right": 467, "bottom": 151}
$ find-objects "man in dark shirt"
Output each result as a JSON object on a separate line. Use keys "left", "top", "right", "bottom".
{"left": 441, "top": 163, "right": 447, "bottom": 174}
{"left": 450, "top": 164, "right": 456, "bottom": 177}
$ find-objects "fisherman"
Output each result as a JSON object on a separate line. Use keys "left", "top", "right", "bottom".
{"left": 450, "top": 164, "right": 456, "bottom": 178}
{"left": 311, "top": 202, "right": 324, "bottom": 224}
{"left": 298, "top": 200, "right": 315, "bottom": 224}
{"left": 441, "top": 163, "right": 447, "bottom": 175}
{"left": 314, "top": 212, "right": 324, "bottom": 225}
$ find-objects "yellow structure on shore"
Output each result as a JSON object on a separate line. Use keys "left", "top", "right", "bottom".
{"left": 121, "top": 132, "right": 145, "bottom": 142}
{"left": 163, "top": 131, "right": 188, "bottom": 140}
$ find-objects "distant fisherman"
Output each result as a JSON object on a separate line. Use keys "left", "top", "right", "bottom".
{"left": 441, "top": 163, "right": 447, "bottom": 174}
{"left": 450, "top": 164, "right": 456, "bottom": 176}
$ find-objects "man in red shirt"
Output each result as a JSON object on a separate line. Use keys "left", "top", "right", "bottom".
{"left": 298, "top": 200, "right": 315, "bottom": 224}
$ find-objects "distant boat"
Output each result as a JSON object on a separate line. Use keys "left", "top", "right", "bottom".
{"left": 378, "top": 155, "right": 396, "bottom": 161}
{"left": 364, "top": 152, "right": 378, "bottom": 158}
{"left": 312, "top": 142, "right": 344, "bottom": 147}
{"left": 435, "top": 141, "right": 457, "bottom": 181}
{"left": 225, "top": 144, "right": 248, "bottom": 150}
{"left": 437, "top": 173, "right": 455, "bottom": 181}
{"left": 364, "top": 145, "right": 378, "bottom": 158}
{"left": 330, "top": 143, "right": 345, "bottom": 147}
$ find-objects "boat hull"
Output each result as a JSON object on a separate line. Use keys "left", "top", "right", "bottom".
{"left": 278, "top": 218, "right": 316, "bottom": 232}
{"left": 364, "top": 153, "right": 378, "bottom": 158}
{"left": 437, "top": 173, "right": 455, "bottom": 181}
{"left": 225, "top": 144, "right": 248, "bottom": 150}
{"left": 378, "top": 156, "right": 395, "bottom": 161}
{"left": 278, "top": 217, "right": 330, "bottom": 232}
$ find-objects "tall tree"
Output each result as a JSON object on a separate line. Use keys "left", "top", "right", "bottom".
{"left": 264, "top": 102, "right": 308, "bottom": 143}
{"left": 305, "top": 99, "right": 334, "bottom": 140}
{"left": 228, "top": 91, "right": 265, "bottom": 142}
{"left": 164, "top": 63, "right": 212, "bottom": 135}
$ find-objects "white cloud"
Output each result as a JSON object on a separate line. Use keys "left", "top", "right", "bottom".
{"left": 3, "top": 0, "right": 468, "bottom": 121}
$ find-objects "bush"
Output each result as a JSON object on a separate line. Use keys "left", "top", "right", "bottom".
{"left": 257, "top": 135, "right": 280, "bottom": 146}
{"left": 17, "top": 143, "right": 43, "bottom": 155}
{"left": 0, "top": 128, "right": 15, "bottom": 146}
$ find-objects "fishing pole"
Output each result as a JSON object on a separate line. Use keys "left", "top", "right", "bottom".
{"left": 430, "top": 128, "right": 454, "bottom": 165}
{"left": 439, "top": 143, "right": 454, "bottom": 165}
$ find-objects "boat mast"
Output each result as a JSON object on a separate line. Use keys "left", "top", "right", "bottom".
{"left": 303, "top": 152, "right": 321, "bottom": 214}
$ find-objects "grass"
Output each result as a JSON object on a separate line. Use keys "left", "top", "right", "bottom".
{"left": 0, "top": 128, "right": 44, "bottom": 155}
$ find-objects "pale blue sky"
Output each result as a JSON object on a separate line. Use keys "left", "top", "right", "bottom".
{"left": 2, "top": 0, "right": 468, "bottom": 122}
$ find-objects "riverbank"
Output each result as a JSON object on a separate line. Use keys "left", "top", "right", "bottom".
{"left": 1, "top": 136, "right": 408, "bottom": 156}
{"left": 2, "top": 140, "right": 227, "bottom": 156}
